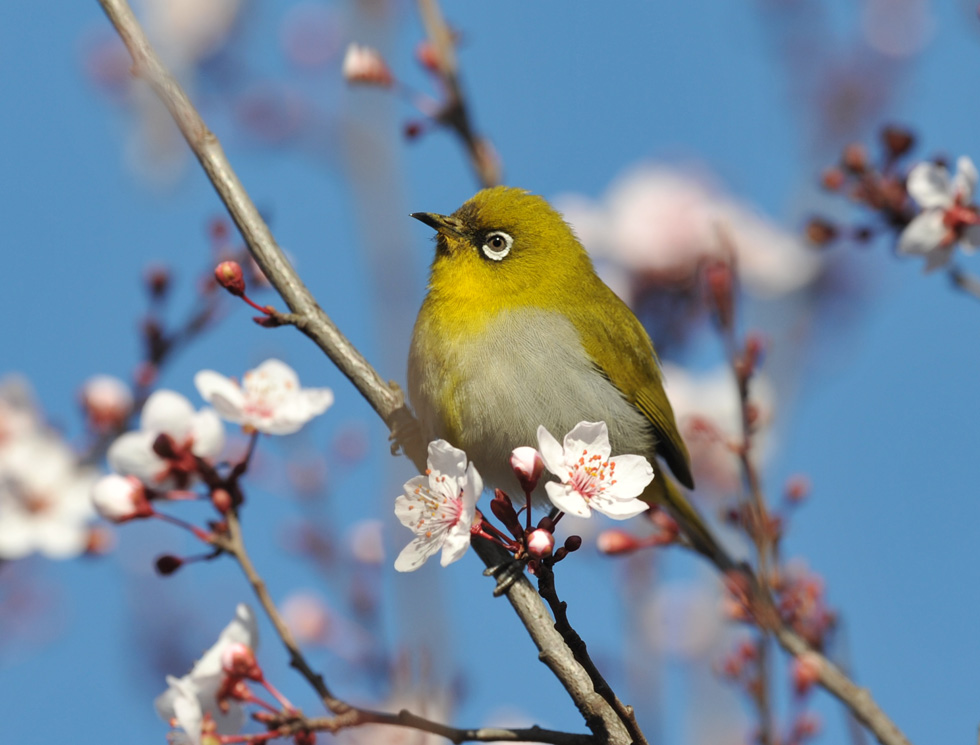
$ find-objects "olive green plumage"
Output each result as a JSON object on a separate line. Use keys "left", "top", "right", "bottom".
{"left": 408, "top": 186, "right": 731, "bottom": 568}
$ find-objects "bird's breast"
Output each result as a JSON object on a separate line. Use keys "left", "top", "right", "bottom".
{"left": 408, "top": 306, "right": 654, "bottom": 498}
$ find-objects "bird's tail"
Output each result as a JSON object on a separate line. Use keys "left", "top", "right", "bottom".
{"left": 644, "top": 467, "right": 737, "bottom": 573}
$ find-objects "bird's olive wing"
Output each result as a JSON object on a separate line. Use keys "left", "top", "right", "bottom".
{"left": 573, "top": 284, "right": 695, "bottom": 489}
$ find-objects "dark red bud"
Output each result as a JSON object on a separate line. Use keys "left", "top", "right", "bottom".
{"left": 208, "top": 217, "right": 230, "bottom": 243}
{"left": 152, "top": 433, "right": 178, "bottom": 459}
{"left": 144, "top": 264, "right": 171, "bottom": 299}
{"left": 155, "top": 554, "right": 183, "bottom": 575}
{"left": 881, "top": 125, "right": 915, "bottom": 159}
{"left": 490, "top": 489, "right": 523, "bottom": 539}
{"left": 563, "top": 535, "right": 582, "bottom": 552}
{"left": 211, "top": 488, "right": 233, "bottom": 514}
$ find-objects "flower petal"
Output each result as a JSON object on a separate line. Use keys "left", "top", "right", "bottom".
{"left": 141, "top": 390, "right": 195, "bottom": 439}
{"left": 259, "top": 389, "right": 334, "bottom": 435}
{"left": 394, "top": 534, "right": 442, "bottom": 572}
{"left": 194, "top": 370, "right": 246, "bottom": 423}
{"left": 394, "top": 488, "right": 425, "bottom": 531}
{"left": 107, "top": 430, "right": 165, "bottom": 483}
{"left": 562, "top": 421, "right": 611, "bottom": 462}
{"left": 189, "top": 408, "right": 225, "bottom": 459}
{"left": 536, "top": 425, "right": 569, "bottom": 479}
{"left": 439, "top": 523, "right": 472, "bottom": 566}
{"left": 907, "top": 162, "right": 953, "bottom": 209}
{"left": 250, "top": 358, "right": 300, "bottom": 389}
{"left": 923, "top": 243, "right": 955, "bottom": 273}
{"left": 954, "top": 156, "right": 978, "bottom": 201}
{"left": 426, "top": 440, "right": 468, "bottom": 485}
{"left": 605, "top": 454, "right": 655, "bottom": 499}
{"left": 591, "top": 497, "right": 650, "bottom": 520}
{"left": 544, "top": 482, "right": 592, "bottom": 518}
{"left": 897, "top": 211, "right": 945, "bottom": 257}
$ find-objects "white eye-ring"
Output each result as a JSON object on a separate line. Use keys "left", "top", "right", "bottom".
{"left": 481, "top": 231, "right": 513, "bottom": 261}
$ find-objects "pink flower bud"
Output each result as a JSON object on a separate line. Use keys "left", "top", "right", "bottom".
{"left": 526, "top": 529, "right": 555, "bottom": 558}
{"left": 80, "top": 375, "right": 134, "bottom": 433}
{"left": 510, "top": 446, "right": 544, "bottom": 493}
{"left": 342, "top": 43, "right": 393, "bottom": 87}
{"left": 211, "top": 488, "right": 233, "bottom": 514}
{"left": 791, "top": 652, "right": 822, "bottom": 696}
{"left": 221, "top": 641, "right": 261, "bottom": 680}
{"left": 215, "top": 261, "right": 246, "bottom": 296}
{"left": 596, "top": 529, "right": 641, "bottom": 555}
{"left": 785, "top": 475, "right": 811, "bottom": 504}
{"left": 92, "top": 474, "right": 152, "bottom": 523}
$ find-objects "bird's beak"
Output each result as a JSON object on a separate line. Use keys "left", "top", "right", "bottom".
{"left": 410, "top": 212, "right": 465, "bottom": 238}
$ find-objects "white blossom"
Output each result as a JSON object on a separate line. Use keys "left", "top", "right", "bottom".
{"left": 0, "top": 432, "right": 97, "bottom": 560}
{"left": 393, "top": 440, "right": 481, "bottom": 572}
{"left": 107, "top": 390, "right": 224, "bottom": 488}
{"left": 155, "top": 604, "right": 258, "bottom": 740}
{"left": 195, "top": 359, "right": 333, "bottom": 436}
{"left": 537, "top": 421, "right": 652, "bottom": 520}
{"left": 898, "top": 156, "right": 980, "bottom": 271}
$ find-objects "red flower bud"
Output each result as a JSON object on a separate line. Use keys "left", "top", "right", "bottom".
{"left": 215, "top": 261, "right": 246, "bottom": 296}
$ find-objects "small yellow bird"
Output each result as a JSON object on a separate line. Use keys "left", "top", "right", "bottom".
{"left": 409, "top": 186, "right": 732, "bottom": 569}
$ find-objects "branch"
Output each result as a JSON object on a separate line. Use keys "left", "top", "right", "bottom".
{"left": 215, "top": 509, "right": 592, "bottom": 745}
{"left": 96, "top": 1, "right": 625, "bottom": 740}
{"left": 536, "top": 563, "right": 648, "bottom": 745}
{"left": 417, "top": 0, "right": 500, "bottom": 187}
{"left": 95, "top": 4, "right": 913, "bottom": 745}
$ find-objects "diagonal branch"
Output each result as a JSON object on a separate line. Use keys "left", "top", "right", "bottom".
{"left": 95, "top": 1, "right": 626, "bottom": 741}
{"left": 94, "top": 3, "right": 913, "bottom": 745}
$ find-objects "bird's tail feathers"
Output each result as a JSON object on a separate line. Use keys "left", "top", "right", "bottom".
{"left": 645, "top": 469, "right": 737, "bottom": 573}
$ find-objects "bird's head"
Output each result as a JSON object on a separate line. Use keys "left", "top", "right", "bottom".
{"left": 411, "top": 186, "right": 593, "bottom": 304}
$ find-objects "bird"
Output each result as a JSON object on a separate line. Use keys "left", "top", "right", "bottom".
{"left": 408, "top": 186, "right": 733, "bottom": 570}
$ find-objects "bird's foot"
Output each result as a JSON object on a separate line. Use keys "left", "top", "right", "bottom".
{"left": 483, "top": 556, "right": 528, "bottom": 597}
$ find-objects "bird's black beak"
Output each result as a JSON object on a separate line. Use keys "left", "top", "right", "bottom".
{"left": 410, "top": 212, "right": 465, "bottom": 238}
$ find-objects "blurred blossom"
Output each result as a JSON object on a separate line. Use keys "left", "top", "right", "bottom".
{"left": 107, "top": 389, "right": 224, "bottom": 489}
{"left": 138, "top": 0, "right": 243, "bottom": 69}
{"left": 554, "top": 166, "right": 822, "bottom": 304}
{"left": 662, "top": 363, "right": 774, "bottom": 496}
{"left": 898, "top": 156, "right": 980, "bottom": 271}
{"left": 862, "top": 0, "right": 936, "bottom": 58}
{"left": 80, "top": 374, "right": 134, "bottom": 433}
{"left": 348, "top": 519, "right": 385, "bottom": 565}
{"left": 641, "top": 580, "right": 725, "bottom": 659}
{"left": 342, "top": 43, "right": 394, "bottom": 88}
{"left": 280, "top": 3, "right": 342, "bottom": 70}
{"left": 195, "top": 359, "right": 334, "bottom": 436}
{"left": 281, "top": 591, "right": 333, "bottom": 645}
{"left": 0, "top": 431, "right": 98, "bottom": 560}
{"left": 91, "top": 474, "right": 150, "bottom": 523}
{"left": 0, "top": 376, "right": 41, "bottom": 447}
{"left": 155, "top": 604, "right": 258, "bottom": 741}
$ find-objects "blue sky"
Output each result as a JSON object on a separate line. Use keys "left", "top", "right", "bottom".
{"left": 2, "top": 2, "right": 979, "bottom": 744}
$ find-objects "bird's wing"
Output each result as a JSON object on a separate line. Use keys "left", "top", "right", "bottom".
{"left": 573, "top": 283, "right": 695, "bottom": 489}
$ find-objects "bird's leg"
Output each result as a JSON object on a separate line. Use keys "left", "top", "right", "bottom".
{"left": 483, "top": 556, "right": 529, "bottom": 597}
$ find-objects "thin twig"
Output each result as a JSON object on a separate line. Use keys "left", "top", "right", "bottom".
{"left": 416, "top": 0, "right": 500, "bottom": 188}
{"left": 214, "top": 509, "right": 592, "bottom": 745}
{"left": 536, "top": 563, "right": 649, "bottom": 745}
{"left": 95, "top": 3, "right": 915, "bottom": 745}
{"left": 949, "top": 266, "right": 980, "bottom": 302}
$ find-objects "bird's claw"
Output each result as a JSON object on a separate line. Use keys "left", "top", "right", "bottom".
{"left": 483, "top": 557, "right": 527, "bottom": 597}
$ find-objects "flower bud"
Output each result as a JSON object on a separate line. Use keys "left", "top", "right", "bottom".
{"left": 211, "top": 488, "right": 233, "bottom": 514}
{"left": 881, "top": 125, "right": 915, "bottom": 159}
{"left": 80, "top": 375, "right": 134, "bottom": 433}
{"left": 490, "top": 489, "right": 523, "bottom": 539}
{"left": 221, "top": 641, "right": 262, "bottom": 680}
{"left": 92, "top": 474, "right": 152, "bottom": 523}
{"left": 526, "top": 529, "right": 555, "bottom": 558}
{"left": 820, "top": 167, "right": 845, "bottom": 191}
{"left": 805, "top": 217, "right": 839, "bottom": 246}
{"left": 152, "top": 433, "right": 178, "bottom": 459}
{"left": 703, "top": 260, "right": 734, "bottom": 332}
{"left": 841, "top": 142, "right": 868, "bottom": 174}
{"left": 342, "top": 43, "right": 393, "bottom": 87}
{"left": 294, "top": 730, "right": 317, "bottom": 745}
{"left": 155, "top": 554, "right": 183, "bottom": 575}
{"left": 563, "top": 535, "right": 582, "bottom": 552}
{"left": 791, "top": 652, "right": 822, "bottom": 696}
{"left": 510, "top": 446, "right": 545, "bottom": 493}
{"left": 784, "top": 475, "right": 811, "bottom": 504}
{"left": 215, "top": 261, "right": 246, "bottom": 297}
{"left": 144, "top": 263, "right": 171, "bottom": 299}
{"left": 596, "top": 529, "right": 641, "bottom": 555}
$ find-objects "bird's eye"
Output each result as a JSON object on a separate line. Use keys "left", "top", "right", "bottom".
{"left": 481, "top": 231, "right": 513, "bottom": 261}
